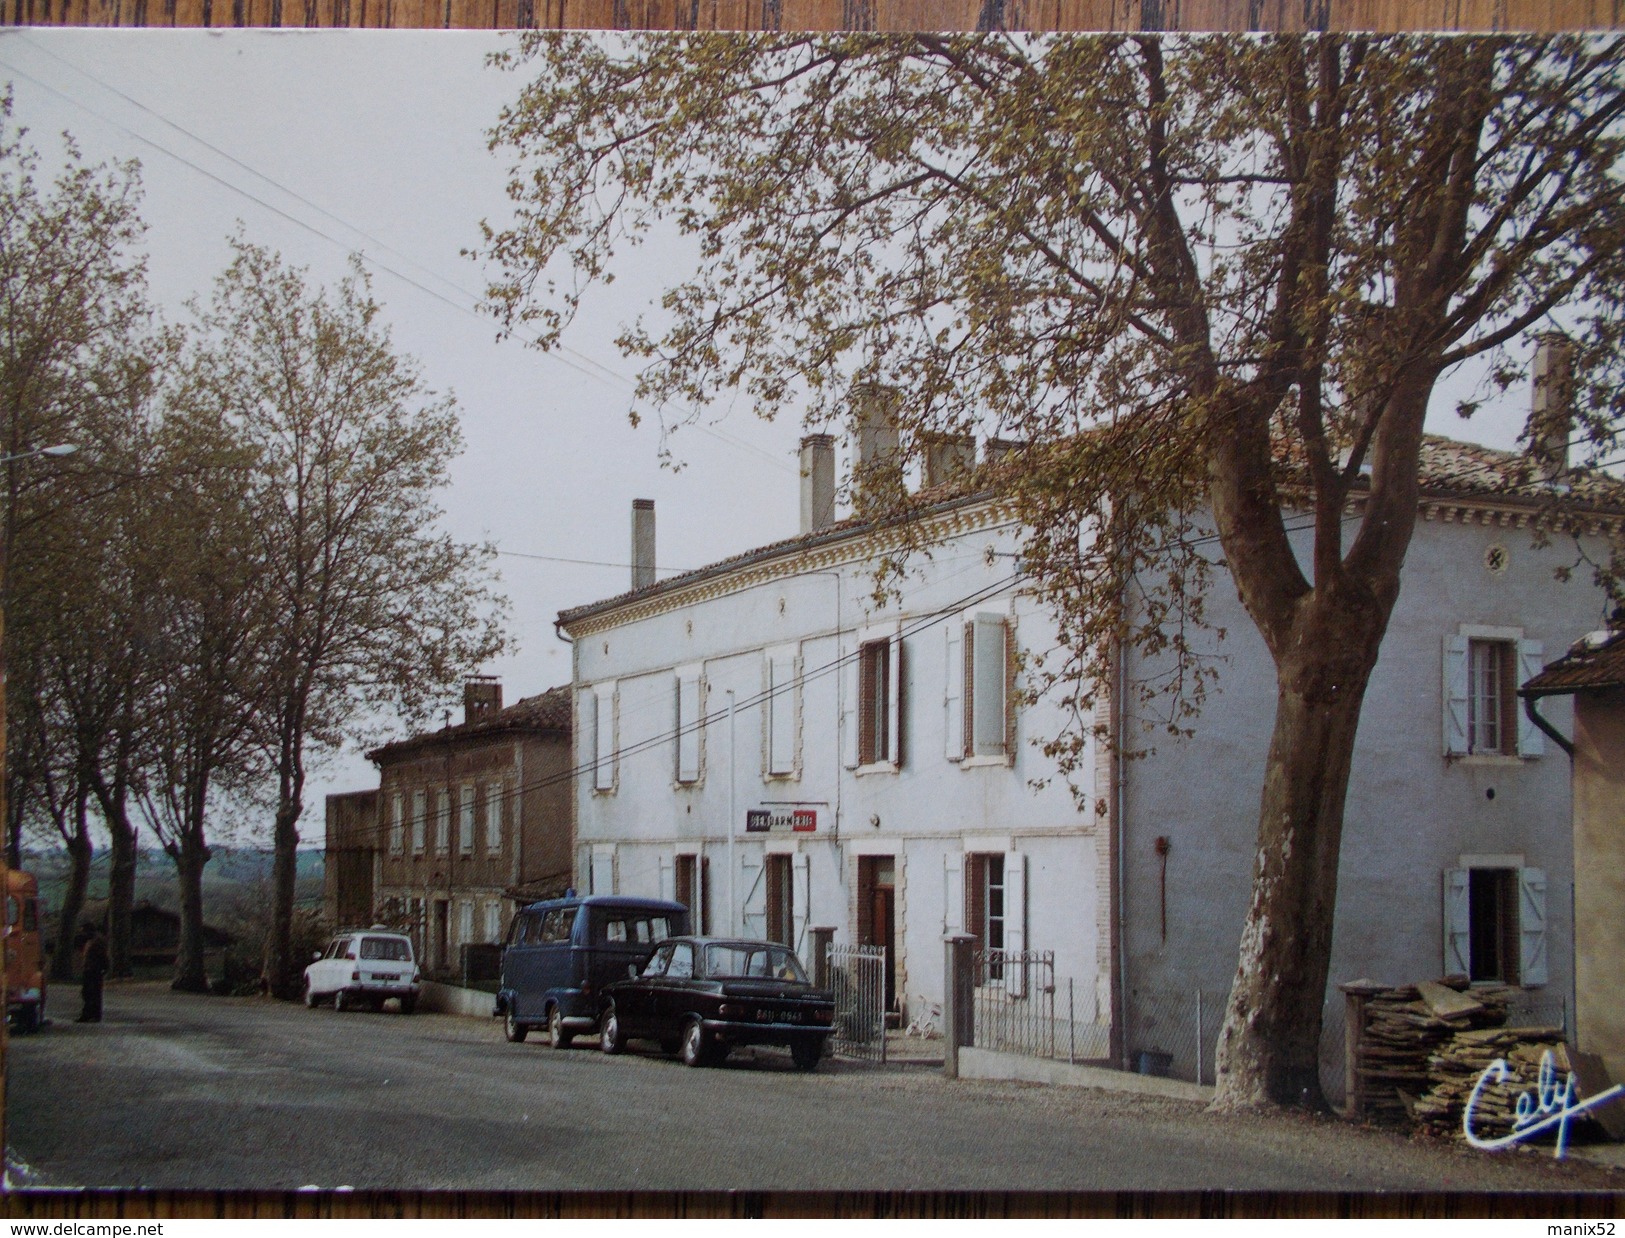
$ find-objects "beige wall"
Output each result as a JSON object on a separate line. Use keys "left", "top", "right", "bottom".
{"left": 1573, "top": 687, "right": 1625, "bottom": 1079}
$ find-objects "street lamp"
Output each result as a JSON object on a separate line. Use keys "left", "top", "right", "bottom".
{"left": 2, "top": 443, "right": 79, "bottom": 465}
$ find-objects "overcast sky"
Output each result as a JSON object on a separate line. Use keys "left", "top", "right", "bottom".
{"left": 0, "top": 28, "right": 1546, "bottom": 845}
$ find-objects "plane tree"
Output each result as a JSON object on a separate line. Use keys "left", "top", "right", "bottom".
{"left": 478, "top": 33, "right": 1625, "bottom": 1110}
{"left": 180, "top": 239, "right": 508, "bottom": 998}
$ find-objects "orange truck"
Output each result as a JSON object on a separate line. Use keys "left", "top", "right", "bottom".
{"left": 4, "top": 869, "right": 46, "bottom": 1032}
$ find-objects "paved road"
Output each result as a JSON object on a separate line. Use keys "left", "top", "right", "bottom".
{"left": 5, "top": 983, "right": 1619, "bottom": 1193}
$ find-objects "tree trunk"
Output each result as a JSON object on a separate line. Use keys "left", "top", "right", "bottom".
{"left": 92, "top": 768, "right": 139, "bottom": 978}
{"left": 50, "top": 831, "right": 93, "bottom": 983}
{"left": 106, "top": 814, "right": 138, "bottom": 979}
{"left": 170, "top": 834, "right": 212, "bottom": 994}
{"left": 1211, "top": 627, "right": 1381, "bottom": 1111}
{"left": 266, "top": 794, "right": 303, "bottom": 999}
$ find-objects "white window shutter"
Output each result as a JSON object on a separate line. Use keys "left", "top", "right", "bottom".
{"left": 591, "top": 688, "right": 617, "bottom": 792}
{"left": 945, "top": 622, "right": 964, "bottom": 761}
{"left": 677, "top": 672, "right": 701, "bottom": 783}
{"left": 658, "top": 854, "right": 675, "bottom": 903}
{"left": 769, "top": 653, "right": 797, "bottom": 775}
{"left": 1004, "top": 850, "right": 1028, "bottom": 998}
{"left": 1518, "top": 867, "right": 1549, "bottom": 987}
{"left": 739, "top": 850, "right": 766, "bottom": 938}
{"left": 1516, "top": 640, "right": 1545, "bottom": 757}
{"left": 943, "top": 853, "right": 963, "bottom": 935}
{"left": 1443, "top": 635, "right": 1470, "bottom": 756}
{"left": 886, "top": 634, "right": 904, "bottom": 767}
{"left": 972, "top": 614, "right": 1008, "bottom": 757}
{"left": 841, "top": 650, "right": 859, "bottom": 769}
{"left": 793, "top": 852, "right": 811, "bottom": 960}
{"left": 590, "top": 849, "right": 615, "bottom": 897}
{"left": 1442, "top": 868, "right": 1470, "bottom": 976}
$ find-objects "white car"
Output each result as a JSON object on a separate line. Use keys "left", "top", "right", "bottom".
{"left": 303, "top": 927, "right": 421, "bottom": 1014}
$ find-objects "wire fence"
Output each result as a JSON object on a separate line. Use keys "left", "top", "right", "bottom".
{"left": 968, "top": 963, "right": 1353, "bottom": 1099}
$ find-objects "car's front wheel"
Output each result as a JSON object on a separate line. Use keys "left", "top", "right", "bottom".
{"left": 791, "top": 1038, "right": 824, "bottom": 1072}
{"left": 547, "top": 1005, "right": 574, "bottom": 1049}
{"left": 504, "top": 1006, "right": 528, "bottom": 1043}
{"left": 679, "top": 1017, "right": 710, "bottom": 1068}
{"left": 599, "top": 1005, "right": 625, "bottom": 1055}
{"left": 303, "top": 979, "right": 317, "bottom": 1009}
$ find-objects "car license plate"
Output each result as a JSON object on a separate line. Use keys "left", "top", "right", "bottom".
{"left": 369, "top": 973, "right": 395, "bottom": 982}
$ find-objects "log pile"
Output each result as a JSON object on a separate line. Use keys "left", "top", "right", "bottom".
{"left": 1410, "top": 1026, "right": 1568, "bottom": 1141}
{"left": 1350, "top": 978, "right": 1515, "bottom": 1124}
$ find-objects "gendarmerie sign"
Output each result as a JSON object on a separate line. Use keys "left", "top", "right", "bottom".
{"left": 745, "top": 808, "right": 817, "bottom": 833}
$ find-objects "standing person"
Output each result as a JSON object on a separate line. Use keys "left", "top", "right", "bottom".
{"left": 78, "top": 925, "right": 109, "bottom": 1023}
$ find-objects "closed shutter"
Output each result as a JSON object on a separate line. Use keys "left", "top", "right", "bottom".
{"left": 1518, "top": 867, "right": 1548, "bottom": 987}
{"left": 677, "top": 671, "right": 701, "bottom": 783}
{"left": 945, "top": 622, "right": 965, "bottom": 761}
{"left": 740, "top": 850, "right": 766, "bottom": 938}
{"left": 886, "top": 634, "right": 904, "bottom": 767}
{"left": 943, "top": 852, "right": 963, "bottom": 934}
{"left": 590, "top": 849, "right": 615, "bottom": 897}
{"left": 1443, "top": 635, "right": 1470, "bottom": 756}
{"left": 1004, "top": 850, "right": 1028, "bottom": 998}
{"left": 769, "top": 652, "right": 797, "bottom": 775}
{"left": 793, "top": 852, "right": 811, "bottom": 960}
{"left": 1442, "top": 868, "right": 1471, "bottom": 976}
{"left": 972, "top": 615, "right": 1008, "bottom": 757}
{"left": 658, "top": 854, "right": 675, "bottom": 903}
{"left": 591, "top": 688, "right": 618, "bottom": 792}
{"left": 1516, "top": 640, "right": 1545, "bottom": 758}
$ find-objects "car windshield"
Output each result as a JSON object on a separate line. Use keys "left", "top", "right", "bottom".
{"left": 360, "top": 936, "right": 412, "bottom": 962}
{"left": 703, "top": 944, "right": 808, "bottom": 982}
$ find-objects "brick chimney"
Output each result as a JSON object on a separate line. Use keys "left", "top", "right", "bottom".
{"left": 463, "top": 676, "right": 501, "bottom": 725}
{"left": 799, "top": 434, "right": 835, "bottom": 534}
{"left": 1529, "top": 334, "right": 1574, "bottom": 483}
{"left": 631, "top": 498, "right": 656, "bottom": 590}
{"left": 852, "top": 383, "right": 904, "bottom": 504}
{"left": 921, "top": 431, "right": 977, "bottom": 489}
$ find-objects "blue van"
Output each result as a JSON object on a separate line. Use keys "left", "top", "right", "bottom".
{"left": 496, "top": 893, "right": 689, "bottom": 1047}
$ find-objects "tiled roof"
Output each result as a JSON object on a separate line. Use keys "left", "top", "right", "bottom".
{"left": 367, "top": 684, "right": 572, "bottom": 763}
{"left": 1521, "top": 628, "right": 1625, "bottom": 696}
{"left": 557, "top": 432, "right": 1625, "bottom": 630}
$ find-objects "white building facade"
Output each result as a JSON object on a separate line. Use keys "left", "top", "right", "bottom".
{"left": 559, "top": 426, "right": 1618, "bottom": 1077}
{"left": 559, "top": 477, "right": 1110, "bottom": 1029}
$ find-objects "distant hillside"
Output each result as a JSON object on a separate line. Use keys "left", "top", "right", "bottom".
{"left": 22, "top": 846, "right": 326, "bottom": 934}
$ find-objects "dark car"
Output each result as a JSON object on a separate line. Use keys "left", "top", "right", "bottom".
{"left": 596, "top": 936, "right": 835, "bottom": 1070}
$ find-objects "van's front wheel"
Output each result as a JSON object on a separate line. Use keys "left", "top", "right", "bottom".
{"left": 548, "top": 1005, "right": 574, "bottom": 1049}
{"left": 504, "top": 1006, "right": 528, "bottom": 1043}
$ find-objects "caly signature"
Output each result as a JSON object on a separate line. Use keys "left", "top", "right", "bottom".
{"left": 1463, "top": 1049, "right": 1625, "bottom": 1159}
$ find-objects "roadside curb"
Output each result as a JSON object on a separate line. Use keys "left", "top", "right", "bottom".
{"left": 957, "top": 1046, "right": 1214, "bottom": 1103}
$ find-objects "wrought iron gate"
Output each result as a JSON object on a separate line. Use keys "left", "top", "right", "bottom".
{"left": 973, "top": 948, "right": 1057, "bottom": 1057}
{"left": 826, "top": 942, "right": 887, "bottom": 1063}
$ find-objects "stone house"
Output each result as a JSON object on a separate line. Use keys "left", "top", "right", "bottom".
{"left": 326, "top": 678, "right": 573, "bottom": 977}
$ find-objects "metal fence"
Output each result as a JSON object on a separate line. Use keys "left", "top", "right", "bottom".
{"left": 826, "top": 942, "right": 887, "bottom": 1063}
{"left": 961, "top": 963, "right": 1352, "bottom": 1098}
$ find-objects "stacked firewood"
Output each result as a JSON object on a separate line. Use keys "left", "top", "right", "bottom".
{"left": 1350, "top": 978, "right": 1515, "bottom": 1124}
{"left": 1411, "top": 1026, "right": 1568, "bottom": 1141}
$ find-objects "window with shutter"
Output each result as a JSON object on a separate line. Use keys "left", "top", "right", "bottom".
{"left": 590, "top": 848, "right": 615, "bottom": 897}
{"left": 739, "top": 851, "right": 766, "bottom": 938}
{"left": 1444, "top": 864, "right": 1547, "bottom": 987}
{"left": 435, "top": 789, "right": 450, "bottom": 856}
{"left": 855, "top": 633, "right": 904, "bottom": 769}
{"left": 1445, "top": 628, "right": 1543, "bottom": 759}
{"left": 458, "top": 785, "right": 474, "bottom": 856}
{"left": 389, "top": 793, "right": 404, "bottom": 855}
{"left": 411, "top": 790, "right": 426, "bottom": 855}
{"left": 944, "top": 623, "right": 964, "bottom": 761}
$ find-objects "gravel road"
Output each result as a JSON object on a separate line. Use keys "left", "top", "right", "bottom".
{"left": 6, "top": 982, "right": 1621, "bottom": 1195}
